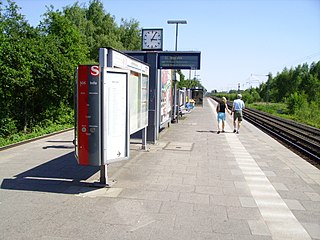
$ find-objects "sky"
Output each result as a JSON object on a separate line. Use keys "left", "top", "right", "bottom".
{"left": 3, "top": 0, "right": 320, "bottom": 92}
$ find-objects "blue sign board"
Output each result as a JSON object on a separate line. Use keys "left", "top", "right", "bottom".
{"left": 158, "top": 52, "right": 201, "bottom": 70}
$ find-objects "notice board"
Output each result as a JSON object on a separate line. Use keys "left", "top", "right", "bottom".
{"left": 103, "top": 68, "right": 129, "bottom": 164}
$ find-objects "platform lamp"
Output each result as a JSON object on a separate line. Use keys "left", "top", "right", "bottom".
{"left": 167, "top": 20, "right": 187, "bottom": 123}
{"left": 167, "top": 20, "right": 187, "bottom": 51}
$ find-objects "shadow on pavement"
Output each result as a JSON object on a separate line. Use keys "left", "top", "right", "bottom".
{"left": 196, "top": 130, "right": 215, "bottom": 133}
{"left": 42, "top": 145, "right": 74, "bottom": 149}
{"left": 1, "top": 152, "right": 100, "bottom": 194}
{"left": 196, "top": 130, "right": 234, "bottom": 134}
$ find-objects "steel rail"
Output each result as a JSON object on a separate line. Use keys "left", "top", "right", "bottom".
{"left": 243, "top": 110, "right": 320, "bottom": 161}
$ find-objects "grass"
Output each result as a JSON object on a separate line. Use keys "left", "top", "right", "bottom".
{"left": 0, "top": 123, "right": 73, "bottom": 148}
{"left": 247, "top": 102, "right": 320, "bottom": 129}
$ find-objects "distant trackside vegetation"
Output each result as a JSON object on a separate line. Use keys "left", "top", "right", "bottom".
{"left": 209, "top": 61, "right": 320, "bottom": 129}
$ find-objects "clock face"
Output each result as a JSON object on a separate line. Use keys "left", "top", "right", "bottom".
{"left": 142, "top": 29, "right": 163, "bottom": 50}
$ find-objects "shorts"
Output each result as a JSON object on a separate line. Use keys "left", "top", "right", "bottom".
{"left": 217, "top": 112, "right": 226, "bottom": 121}
{"left": 233, "top": 110, "right": 243, "bottom": 121}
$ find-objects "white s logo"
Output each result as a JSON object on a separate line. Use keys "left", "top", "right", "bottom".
{"left": 90, "top": 66, "right": 100, "bottom": 76}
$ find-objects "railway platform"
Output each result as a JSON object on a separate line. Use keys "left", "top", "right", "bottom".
{"left": 0, "top": 97, "right": 319, "bottom": 240}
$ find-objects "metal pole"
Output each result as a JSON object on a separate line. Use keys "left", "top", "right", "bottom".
{"left": 98, "top": 48, "right": 109, "bottom": 187}
{"left": 174, "top": 23, "right": 180, "bottom": 122}
{"left": 175, "top": 23, "right": 178, "bottom": 51}
{"left": 173, "top": 23, "right": 179, "bottom": 122}
{"left": 266, "top": 75, "right": 270, "bottom": 106}
{"left": 142, "top": 127, "right": 147, "bottom": 150}
{"left": 174, "top": 80, "right": 178, "bottom": 123}
{"left": 167, "top": 20, "right": 187, "bottom": 123}
{"left": 100, "top": 165, "right": 106, "bottom": 184}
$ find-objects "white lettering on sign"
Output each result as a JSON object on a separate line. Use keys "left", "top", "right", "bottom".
{"left": 90, "top": 81, "right": 97, "bottom": 85}
{"left": 90, "top": 66, "right": 100, "bottom": 76}
{"left": 80, "top": 81, "right": 86, "bottom": 86}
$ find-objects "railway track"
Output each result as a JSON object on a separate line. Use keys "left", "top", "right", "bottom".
{"left": 212, "top": 96, "right": 320, "bottom": 163}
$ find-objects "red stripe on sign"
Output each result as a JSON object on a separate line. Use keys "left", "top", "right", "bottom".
{"left": 77, "top": 65, "right": 89, "bottom": 165}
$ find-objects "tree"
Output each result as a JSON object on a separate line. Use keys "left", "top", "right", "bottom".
{"left": 0, "top": 0, "right": 144, "bottom": 139}
{"left": 177, "top": 70, "right": 205, "bottom": 89}
{"left": 63, "top": 0, "right": 141, "bottom": 61}
{"left": 38, "top": 7, "right": 89, "bottom": 120}
{"left": 119, "top": 18, "right": 141, "bottom": 50}
{"left": 273, "top": 68, "right": 290, "bottom": 102}
{"left": 0, "top": 0, "right": 38, "bottom": 133}
{"left": 302, "top": 62, "right": 320, "bottom": 102}
{"left": 255, "top": 61, "right": 319, "bottom": 110}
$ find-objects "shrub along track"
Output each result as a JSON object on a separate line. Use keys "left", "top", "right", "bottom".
{"left": 0, "top": 128, "right": 73, "bottom": 151}
{"left": 212, "top": 96, "right": 320, "bottom": 167}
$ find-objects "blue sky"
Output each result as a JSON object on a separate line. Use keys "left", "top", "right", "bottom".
{"left": 4, "top": 0, "right": 320, "bottom": 92}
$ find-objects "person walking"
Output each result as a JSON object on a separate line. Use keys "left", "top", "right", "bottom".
{"left": 232, "top": 94, "right": 245, "bottom": 134}
{"left": 216, "top": 97, "right": 231, "bottom": 134}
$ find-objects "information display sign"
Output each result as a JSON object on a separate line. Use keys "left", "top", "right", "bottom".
{"left": 103, "top": 68, "right": 129, "bottom": 164}
{"left": 158, "top": 52, "right": 201, "bottom": 70}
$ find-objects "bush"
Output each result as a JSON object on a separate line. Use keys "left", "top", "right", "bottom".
{"left": 242, "top": 92, "right": 254, "bottom": 104}
{"left": 0, "top": 117, "right": 17, "bottom": 138}
{"left": 0, "top": 105, "right": 74, "bottom": 147}
{"left": 286, "top": 92, "right": 308, "bottom": 114}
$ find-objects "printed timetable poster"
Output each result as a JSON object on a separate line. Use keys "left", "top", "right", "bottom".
{"left": 103, "top": 70, "right": 129, "bottom": 164}
{"left": 160, "top": 70, "right": 172, "bottom": 124}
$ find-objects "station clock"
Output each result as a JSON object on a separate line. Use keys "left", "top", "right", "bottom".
{"left": 142, "top": 28, "right": 163, "bottom": 51}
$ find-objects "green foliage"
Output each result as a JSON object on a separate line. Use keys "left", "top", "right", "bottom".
{"left": 213, "top": 88, "right": 260, "bottom": 104}
{"left": 119, "top": 18, "right": 141, "bottom": 50}
{"left": 0, "top": 123, "right": 73, "bottom": 147}
{"left": 247, "top": 102, "right": 288, "bottom": 115}
{"left": 241, "top": 88, "right": 261, "bottom": 104}
{"left": 286, "top": 92, "right": 308, "bottom": 114}
{"left": 178, "top": 78, "right": 203, "bottom": 89}
{"left": 269, "top": 62, "right": 320, "bottom": 128}
{"left": 0, "top": 118, "right": 17, "bottom": 138}
{"left": 263, "top": 63, "right": 319, "bottom": 104}
{"left": 212, "top": 60, "right": 320, "bottom": 128}
{"left": 63, "top": 0, "right": 141, "bottom": 60}
{"left": 178, "top": 70, "right": 204, "bottom": 89}
{"left": 248, "top": 101, "right": 320, "bottom": 129}
{"left": 0, "top": 0, "right": 37, "bottom": 133}
{"left": 0, "top": 0, "right": 142, "bottom": 146}
{"left": 292, "top": 101, "right": 320, "bottom": 128}
{"left": 213, "top": 92, "right": 235, "bottom": 103}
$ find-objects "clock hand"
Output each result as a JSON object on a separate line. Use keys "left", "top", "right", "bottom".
{"left": 151, "top": 32, "right": 157, "bottom": 41}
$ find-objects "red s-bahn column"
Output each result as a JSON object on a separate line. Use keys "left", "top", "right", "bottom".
{"left": 77, "top": 65, "right": 90, "bottom": 165}
{"left": 77, "top": 65, "right": 101, "bottom": 166}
